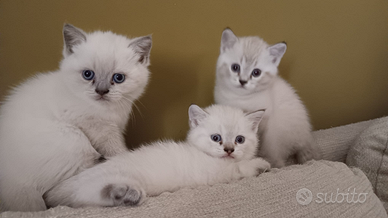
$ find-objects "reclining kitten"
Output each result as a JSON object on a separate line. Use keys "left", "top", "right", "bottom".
{"left": 214, "top": 28, "right": 321, "bottom": 168}
{"left": 0, "top": 24, "right": 152, "bottom": 211}
{"left": 44, "top": 104, "right": 270, "bottom": 208}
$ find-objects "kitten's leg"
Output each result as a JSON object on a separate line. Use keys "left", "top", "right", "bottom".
{"left": 296, "top": 148, "right": 313, "bottom": 164}
{"left": 45, "top": 169, "right": 146, "bottom": 208}
{"left": 259, "top": 138, "right": 286, "bottom": 168}
{"left": 101, "top": 184, "right": 144, "bottom": 206}
{"left": 268, "top": 156, "right": 286, "bottom": 168}
{"left": 91, "top": 128, "right": 128, "bottom": 157}
{"left": 0, "top": 124, "right": 102, "bottom": 211}
{"left": 296, "top": 137, "right": 322, "bottom": 164}
{"left": 215, "top": 158, "right": 271, "bottom": 183}
{"left": 258, "top": 118, "right": 292, "bottom": 168}
{"left": 236, "top": 158, "right": 271, "bottom": 178}
{"left": 0, "top": 187, "right": 46, "bottom": 212}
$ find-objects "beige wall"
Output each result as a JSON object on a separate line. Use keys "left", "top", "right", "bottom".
{"left": 1, "top": 0, "right": 387, "bottom": 148}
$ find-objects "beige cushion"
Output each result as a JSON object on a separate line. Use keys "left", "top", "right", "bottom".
{"left": 346, "top": 116, "right": 388, "bottom": 211}
{"left": 2, "top": 161, "right": 386, "bottom": 218}
{"left": 313, "top": 119, "right": 375, "bottom": 162}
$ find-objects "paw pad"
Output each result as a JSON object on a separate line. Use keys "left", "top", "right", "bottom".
{"left": 102, "top": 184, "right": 142, "bottom": 206}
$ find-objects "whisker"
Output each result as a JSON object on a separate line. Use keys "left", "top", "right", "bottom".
{"left": 132, "top": 102, "right": 143, "bottom": 119}
{"left": 129, "top": 109, "right": 136, "bottom": 128}
{"left": 120, "top": 96, "right": 143, "bottom": 119}
{"left": 136, "top": 100, "right": 146, "bottom": 109}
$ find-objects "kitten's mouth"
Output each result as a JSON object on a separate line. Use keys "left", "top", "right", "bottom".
{"left": 236, "top": 84, "right": 246, "bottom": 89}
{"left": 222, "top": 155, "right": 235, "bottom": 159}
{"left": 95, "top": 96, "right": 109, "bottom": 101}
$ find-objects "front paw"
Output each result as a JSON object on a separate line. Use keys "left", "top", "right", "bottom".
{"left": 101, "top": 184, "right": 146, "bottom": 206}
{"left": 238, "top": 158, "right": 271, "bottom": 178}
{"left": 255, "top": 158, "right": 271, "bottom": 174}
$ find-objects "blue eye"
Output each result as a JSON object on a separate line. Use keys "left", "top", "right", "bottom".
{"left": 235, "top": 135, "right": 245, "bottom": 144}
{"left": 231, "top": 64, "right": 240, "bottom": 73}
{"left": 113, "top": 73, "right": 125, "bottom": 83}
{"left": 82, "top": 70, "right": 95, "bottom": 80}
{"left": 211, "top": 134, "right": 222, "bottom": 142}
{"left": 251, "top": 69, "right": 261, "bottom": 77}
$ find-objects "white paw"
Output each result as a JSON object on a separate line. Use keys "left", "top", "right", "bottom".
{"left": 255, "top": 158, "right": 271, "bottom": 173}
{"left": 238, "top": 158, "right": 271, "bottom": 178}
{"left": 101, "top": 184, "right": 146, "bottom": 206}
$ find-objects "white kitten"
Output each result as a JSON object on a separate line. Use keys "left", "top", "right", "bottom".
{"left": 214, "top": 28, "right": 320, "bottom": 168}
{"left": 44, "top": 104, "right": 270, "bottom": 208}
{"left": 0, "top": 24, "right": 152, "bottom": 211}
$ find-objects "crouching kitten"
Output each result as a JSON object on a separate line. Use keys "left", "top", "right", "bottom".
{"left": 0, "top": 24, "right": 152, "bottom": 211}
{"left": 45, "top": 104, "right": 270, "bottom": 208}
{"left": 214, "top": 28, "right": 321, "bottom": 168}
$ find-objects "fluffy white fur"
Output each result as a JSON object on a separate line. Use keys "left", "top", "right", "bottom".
{"left": 0, "top": 24, "right": 152, "bottom": 211}
{"left": 44, "top": 104, "right": 270, "bottom": 208}
{"left": 214, "top": 28, "right": 321, "bottom": 168}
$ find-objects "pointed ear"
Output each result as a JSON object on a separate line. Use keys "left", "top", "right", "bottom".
{"left": 268, "top": 42, "right": 287, "bottom": 66}
{"left": 245, "top": 109, "right": 265, "bottom": 132}
{"left": 63, "top": 23, "right": 87, "bottom": 57}
{"left": 220, "top": 28, "right": 238, "bottom": 53}
{"left": 188, "top": 104, "right": 208, "bottom": 129}
{"left": 128, "top": 35, "right": 152, "bottom": 65}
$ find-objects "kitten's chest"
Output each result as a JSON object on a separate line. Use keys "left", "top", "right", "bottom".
{"left": 61, "top": 107, "right": 127, "bottom": 138}
{"left": 216, "top": 89, "right": 271, "bottom": 112}
{"left": 75, "top": 115, "right": 120, "bottom": 133}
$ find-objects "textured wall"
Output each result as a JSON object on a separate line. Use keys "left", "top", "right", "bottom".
{"left": 1, "top": 0, "right": 387, "bottom": 148}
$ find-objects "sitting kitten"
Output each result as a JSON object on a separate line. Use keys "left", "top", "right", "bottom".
{"left": 44, "top": 104, "right": 270, "bottom": 208}
{"left": 214, "top": 28, "right": 320, "bottom": 168}
{"left": 0, "top": 24, "right": 152, "bottom": 211}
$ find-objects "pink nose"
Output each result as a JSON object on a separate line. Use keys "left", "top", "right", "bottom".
{"left": 224, "top": 148, "right": 234, "bottom": 154}
{"left": 96, "top": 89, "right": 109, "bottom": 96}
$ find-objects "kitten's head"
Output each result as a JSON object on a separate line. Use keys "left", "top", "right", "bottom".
{"left": 216, "top": 28, "right": 286, "bottom": 93}
{"left": 187, "top": 104, "right": 264, "bottom": 161}
{"left": 59, "top": 24, "right": 152, "bottom": 107}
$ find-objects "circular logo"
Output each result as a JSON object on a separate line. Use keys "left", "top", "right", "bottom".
{"left": 296, "top": 188, "right": 313, "bottom": 205}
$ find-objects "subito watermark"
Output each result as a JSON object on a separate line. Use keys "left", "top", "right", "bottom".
{"left": 296, "top": 188, "right": 368, "bottom": 205}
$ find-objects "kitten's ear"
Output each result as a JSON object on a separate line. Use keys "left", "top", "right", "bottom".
{"left": 245, "top": 109, "right": 265, "bottom": 132}
{"left": 188, "top": 104, "right": 208, "bottom": 129}
{"left": 63, "top": 23, "right": 87, "bottom": 57}
{"left": 268, "top": 42, "right": 287, "bottom": 67}
{"left": 128, "top": 35, "right": 152, "bottom": 66}
{"left": 220, "top": 28, "right": 238, "bottom": 53}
